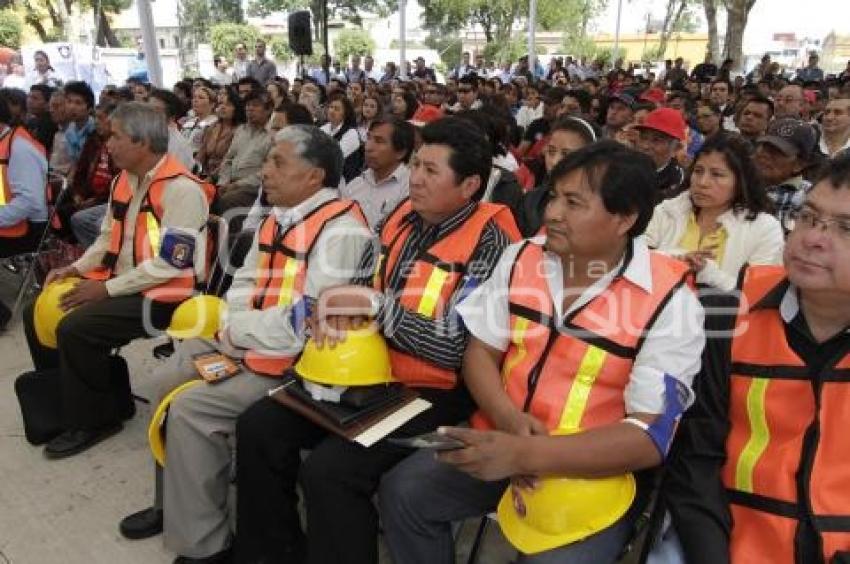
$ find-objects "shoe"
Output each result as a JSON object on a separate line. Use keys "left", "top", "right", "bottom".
{"left": 44, "top": 424, "right": 123, "bottom": 459}
{"left": 119, "top": 507, "right": 163, "bottom": 540}
{"left": 173, "top": 547, "right": 232, "bottom": 563}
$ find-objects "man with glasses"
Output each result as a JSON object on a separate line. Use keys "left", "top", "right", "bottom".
{"left": 775, "top": 84, "right": 806, "bottom": 119}
{"left": 664, "top": 152, "right": 850, "bottom": 564}
{"left": 449, "top": 76, "right": 481, "bottom": 113}
{"left": 753, "top": 118, "right": 817, "bottom": 230}
{"left": 412, "top": 84, "right": 445, "bottom": 124}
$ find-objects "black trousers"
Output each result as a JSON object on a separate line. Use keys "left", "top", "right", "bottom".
{"left": 24, "top": 294, "right": 176, "bottom": 430}
{"left": 233, "top": 386, "right": 475, "bottom": 564}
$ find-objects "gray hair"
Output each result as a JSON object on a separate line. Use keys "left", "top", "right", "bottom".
{"left": 275, "top": 124, "right": 343, "bottom": 188}
{"left": 110, "top": 101, "right": 169, "bottom": 154}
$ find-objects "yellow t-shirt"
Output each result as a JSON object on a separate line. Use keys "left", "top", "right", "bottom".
{"left": 677, "top": 212, "right": 728, "bottom": 266}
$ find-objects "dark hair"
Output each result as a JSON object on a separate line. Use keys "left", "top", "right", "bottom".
{"left": 281, "top": 103, "right": 314, "bottom": 126}
{"left": 393, "top": 90, "right": 418, "bottom": 120}
{"left": 327, "top": 91, "right": 357, "bottom": 130}
{"left": 550, "top": 115, "right": 600, "bottom": 145}
{"left": 360, "top": 94, "right": 384, "bottom": 125}
{"left": 173, "top": 80, "right": 193, "bottom": 101}
{"left": 64, "top": 80, "right": 95, "bottom": 109}
{"left": 818, "top": 150, "right": 850, "bottom": 189}
{"left": 220, "top": 86, "right": 246, "bottom": 125}
{"left": 0, "top": 91, "right": 12, "bottom": 124}
{"left": 697, "top": 100, "right": 722, "bottom": 115}
{"left": 29, "top": 84, "right": 55, "bottom": 103}
{"left": 33, "top": 50, "right": 54, "bottom": 71}
{"left": 744, "top": 94, "right": 775, "bottom": 117}
{"left": 564, "top": 89, "right": 592, "bottom": 114}
{"left": 116, "top": 87, "right": 135, "bottom": 102}
{"left": 0, "top": 88, "right": 27, "bottom": 123}
{"left": 710, "top": 78, "right": 733, "bottom": 92}
{"left": 243, "top": 91, "right": 272, "bottom": 109}
{"left": 368, "top": 117, "right": 416, "bottom": 163}
{"left": 95, "top": 100, "right": 118, "bottom": 115}
{"left": 458, "top": 76, "right": 478, "bottom": 90}
{"left": 548, "top": 140, "right": 657, "bottom": 237}
{"left": 454, "top": 109, "right": 506, "bottom": 157}
{"left": 420, "top": 117, "right": 492, "bottom": 196}
{"left": 237, "top": 77, "right": 263, "bottom": 95}
{"left": 148, "top": 88, "right": 184, "bottom": 120}
{"left": 686, "top": 133, "right": 771, "bottom": 220}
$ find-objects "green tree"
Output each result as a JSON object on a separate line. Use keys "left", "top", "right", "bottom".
{"left": 267, "top": 35, "right": 293, "bottom": 62}
{"left": 210, "top": 22, "right": 262, "bottom": 58}
{"left": 483, "top": 36, "right": 545, "bottom": 64}
{"left": 333, "top": 28, "right": 375, "bottom": 63}
{"left": 248, "top": 0, "right": 394, "bottom": 50}
{"left": 423, "top": 33, "right": 462, "bottom": 69}
{"left": 0, "top": 8, "right": 23, "bottom": 50}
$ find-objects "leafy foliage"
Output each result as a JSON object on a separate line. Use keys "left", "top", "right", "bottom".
{"left": 0, "top": 8, "right": 23, "bottom": 50}
{"left": 210, "top": 23, "right": 262, "bottom": 58}
{"left": 333, "top": 28, "right": 375, "bottom": 63}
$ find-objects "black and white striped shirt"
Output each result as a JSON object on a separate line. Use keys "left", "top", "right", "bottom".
{"left": 353, "top": 202, "right": 512, "bottom": 371}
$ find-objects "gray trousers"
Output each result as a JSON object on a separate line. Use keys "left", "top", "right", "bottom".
{"left": 148, "top": 338, "right": 279, "bottom": 558}
{"left": 70, "top": 203, "right": 107, "bottom": 248}
{"left": 379, "top": 448, "right": 637, "bottom": 564}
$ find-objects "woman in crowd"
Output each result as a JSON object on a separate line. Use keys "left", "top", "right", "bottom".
{"left": 357, "top": 94, "right": 382, "bottom": 140}
{"left": 391, "top": 89, "right": 418, "bottom": 121}
{"left": 180, "top": 85, "right": 218, "bottom": 154}
{"left": 298, "top": 83, "right": 323, "bottom": 123}
{"left": 197, "top": 87, "right": 244, "bottom": 184}
{"left": 516, "top": 83, "right": 544, "bottom": 129}
{"left": 30, "top": 50, "right": 61, "bottom": 87}
{"left": 266, "top": 81, "right": 288, "bottom": 109}
{"left": 519, "top": 115, "right": 600, "bottom": 236}
{"left": 321, "top": 91, "right": 361, "bottom": 160}
{"left": 645, "top": 133, "right": 784, "bottom": 291}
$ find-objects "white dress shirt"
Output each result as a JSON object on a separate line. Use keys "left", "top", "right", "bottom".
{"left": 340, "top": 164, "right": 410, "bottom": 230}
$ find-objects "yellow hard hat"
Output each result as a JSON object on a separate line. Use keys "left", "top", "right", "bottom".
{"left": 34, "top": 277, "right": 81, "bottom": 348}
{"left": 166, "top": 295, "right": 227, "bottom": 340}
{"left": 148, "top": 379, "right": 204, "bottom": 466}
{"left": 497, "top": 429, "right": 637, "bottom": 554}
{"left": 295, "top": 327, "right": 394, "bottom": 387}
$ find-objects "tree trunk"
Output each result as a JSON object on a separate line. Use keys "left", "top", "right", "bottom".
{"left": 704, "top": 0, "right": 720, "bottom": 63}
{"left": 657, "top": 0, "right": 686, "bottom": 60}
{"left": 96, "top": 7, "right": 121, "bottom": 47}
{"left": 723, "top": 0, "right": 755, "bottom": 72}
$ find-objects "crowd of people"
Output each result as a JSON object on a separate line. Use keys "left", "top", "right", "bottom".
{"left": 2, "top": 41, "right": 850, "bottom": 564}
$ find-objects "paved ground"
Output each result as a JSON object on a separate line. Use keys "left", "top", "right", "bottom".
{"left": 0, "top": 267, "right": 515, "bottom": 564}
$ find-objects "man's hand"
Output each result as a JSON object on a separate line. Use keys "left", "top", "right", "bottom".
{"left": 45, "top": 265, "right": 80, "bottom": 286}
{"left": 59, "top": 279, "right": 109, "bottom": 310}
{"left": 436, "top": 426, "right": 525, "bottom": 482}
{"left": 682, "top": 249, "right": 715, "bottom": 273}
{"left": 309, "top": 285, "right": 379, "bottom": 348}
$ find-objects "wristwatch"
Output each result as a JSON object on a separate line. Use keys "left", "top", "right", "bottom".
{"left": 368, "top": 291, "right": 384, "bottom": 317}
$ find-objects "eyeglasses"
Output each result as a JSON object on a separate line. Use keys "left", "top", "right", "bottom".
{"left": 786, "top": 209, "right": 850, "bottom": 241}
{"left": 457, "top": 88, "right": 473, "bottom": 93}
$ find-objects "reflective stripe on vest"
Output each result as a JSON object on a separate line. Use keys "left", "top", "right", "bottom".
{"left": 82, "top": 154, "right": 215, "bottom": 302}
{"left": 243, "top": 199, "right": 367, "bottom": 377}
{"left": 472, "top": 241, "right": 690, "bottom": 432}
{"left": 722, "top": 265, "right": 850, "bottom": 563}
{"left": 373, "top": 199, "right": 521, "bottom": 389}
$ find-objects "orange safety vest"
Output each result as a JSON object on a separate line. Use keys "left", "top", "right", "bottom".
{"left": 470, "top": 240, "right": 690, "bottom": 432}
{"left": 0, "top": 126, "right": 47, "bottom": 238}
{"left": 243, "top": 198, "right": 368, "bottom": 377}
{"left": 722, "top": 265, "right": 850, "bottom": 564}
{"left": 373, "top": 199, "right": 521, "bottom": 389}
{"left": 84, "top": 154, "right": 215, "bottom": 303}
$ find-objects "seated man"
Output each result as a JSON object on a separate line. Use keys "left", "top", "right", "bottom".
{"left": 119, "top": 125, "right": 373, "bottom": 563}
{"left": 341, "top": 117, "right": 415, "bottom": 230}
{"left": 25, "top": 102, "right": 213, "bottom": 458}
{"left": 379, "top": 141, "right": 705, "bottom": 563}
{"left": 0, "top": 90, "right": 48, "bottom": 329}
{"left": 232, "top": 117, "right": 521, "bottom": 563}
{"left": 634, "top": 107, "right": 687, "bottom": 202}
{"left": 214, "top": 92, "right": 273, "bottom": 230}
{"left": 664, "top": 152, "right": 850, "bottom": 563}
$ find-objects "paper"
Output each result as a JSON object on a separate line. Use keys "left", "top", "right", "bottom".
{"left": 353, "top": 398, "right": 432, "bottom": 447}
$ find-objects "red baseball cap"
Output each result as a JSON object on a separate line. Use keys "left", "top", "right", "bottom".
{"left": 633, "top": 107, "right": 687, "bottom": 142}
{"left": 639, "top": 87, "right": 666, "bottom": 105}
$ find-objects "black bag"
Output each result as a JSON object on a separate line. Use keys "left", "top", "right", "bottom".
{"left": 14, "top": 355, "right": 135, "bottom": 446}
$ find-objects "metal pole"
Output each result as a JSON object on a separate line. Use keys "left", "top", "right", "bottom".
{"left": 137, "top": 0, "right": 163, "bottom": 86}
{"left": 399, "top": 0, "right": 407, "bottom": 78}
{"left": 322, "top": 0, "right": 329, "bottom": 59}
{"left": 528, "top": 0, "right": 536, "bottom": 79}
{"left": 612, "top": 0, "right": 623, "bottom": 68}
